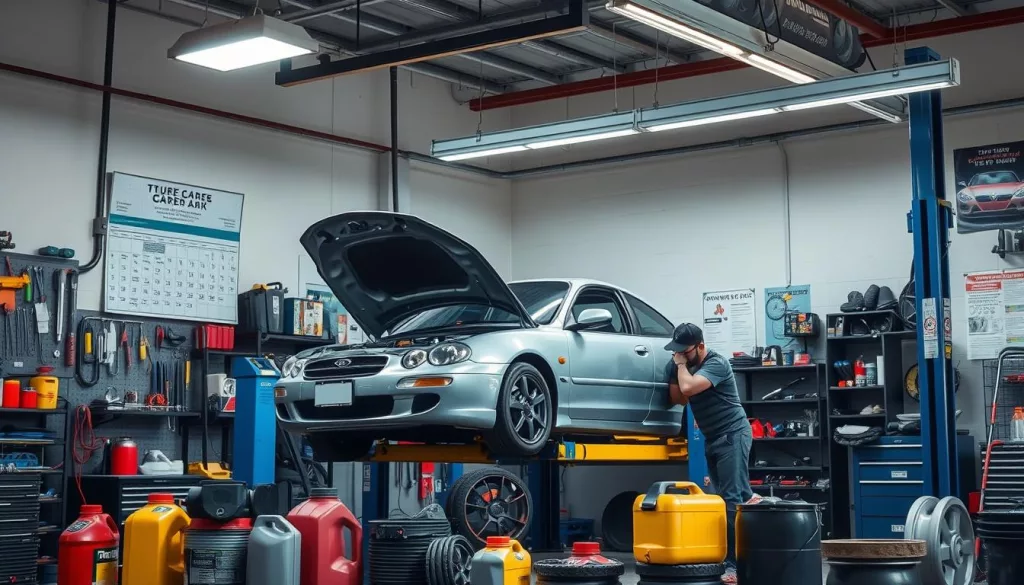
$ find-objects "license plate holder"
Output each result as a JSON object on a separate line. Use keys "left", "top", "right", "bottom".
{"left": 314, "top": 381, "right": 353, "bottom": 407}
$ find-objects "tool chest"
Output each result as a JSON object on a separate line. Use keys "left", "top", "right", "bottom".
{"left": 0, "top": 473, "right": 43, "bottom": 583}
{"left": 850, "top": 434, "right": 976, "bottom": 538}
{"left": 68, "top": 475, "right": 202, "bottom": 527}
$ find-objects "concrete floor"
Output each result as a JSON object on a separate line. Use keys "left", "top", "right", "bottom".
{"left": 533, "top": 552, "right": 831, "bottom": 584}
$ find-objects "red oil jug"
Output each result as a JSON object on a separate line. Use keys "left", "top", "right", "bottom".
{"left": 58, "top": 504, "right": 120, "bottom": 585}
{"left": 287, "top": 488, "right": 362, "bottom": 585}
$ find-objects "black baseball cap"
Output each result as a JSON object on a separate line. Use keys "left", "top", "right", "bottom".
{"left": 664, "top": 323, "right": 704, "bottom": 352}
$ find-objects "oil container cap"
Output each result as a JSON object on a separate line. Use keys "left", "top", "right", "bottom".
{"left": 148, "top": 493, "right": 175, "bottom": 504}
{"left": 572, "top": 542, "right": 602, "bottom": 555}
{"left": 80, "top": 505, "right": 104, "bottom": 515}
{"left": 486, "top": 536, "right": 511, "bottom": 547}
{"left": 310, "top": 488, "right": 339, "bottom": 498}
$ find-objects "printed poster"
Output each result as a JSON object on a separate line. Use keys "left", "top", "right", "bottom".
{"left": 299, "top": 255, "right": 365, "bottom": 344}
{"left": 764, "top": 284, "right": 812, "bottom": 351}
{"left": 701, "top": 289, "right": 757, "bottom": 357}
{"left": 964, "top": 270, "right": 1024, "bottom": 359}
{"left": 954, "top": 140, "right": 1024, "bottom": 234}
{"left": 104, "top": 172, "right": 243, "bottom": 323}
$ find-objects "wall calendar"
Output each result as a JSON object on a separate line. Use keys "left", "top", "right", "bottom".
{"left": 103, "top": 172, "right": 244, "bottom": 324}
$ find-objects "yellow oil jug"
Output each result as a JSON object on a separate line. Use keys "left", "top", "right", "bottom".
{"left": 123, "top": 493, "right": 191, "bottom": 585}
{"left": 469, "top": 536, "right": 531, "bottom": 585}
{"left": 30, "top": 366, "right": 59, "bottom": 410}
{"left": 633, "top": 481, "right": 727, "bottom": 565}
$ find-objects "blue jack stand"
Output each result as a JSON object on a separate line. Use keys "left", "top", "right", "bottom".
{"left": 231, "top": 356, "right": 281, "bottom": 487}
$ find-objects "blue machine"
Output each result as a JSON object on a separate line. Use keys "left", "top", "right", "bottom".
{"left": 231, "top": 356, "right": 281, "bottom": 487}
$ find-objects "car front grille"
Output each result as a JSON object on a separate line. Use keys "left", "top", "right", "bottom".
{"left": 977, "top": 194, "right": 1013, "bottom": 202}
{"left": 303, "top": 355, "right": 388, "bottom": 380}
{"left": 293, "top": 396, "right": 394, "bottom": 420}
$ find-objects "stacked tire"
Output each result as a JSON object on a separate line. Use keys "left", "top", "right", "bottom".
{"left": 369, "top": 505, "right": 452, "bottom": 585}
{"left": 634, "top": 562, "right": 725, "bottom": 585}
{"left": 534, "top": 542, "right": 626, "bottom": 585}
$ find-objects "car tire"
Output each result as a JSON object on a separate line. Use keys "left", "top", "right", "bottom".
{"left": 305, "top": 434, "right": 374, "bottom": 462}
{"left": 448, "top": 466, "right": 532, "bottom": 549}
{"left": 485, "top": 362, "right": 553, "bottom": 457}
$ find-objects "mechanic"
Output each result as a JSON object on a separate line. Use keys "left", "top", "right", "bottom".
{"left": 665, "top": 323, "right": 756, "bottom": 584}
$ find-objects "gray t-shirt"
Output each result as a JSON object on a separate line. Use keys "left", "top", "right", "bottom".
{"left": 667, "top": 351, "right": 746, "bottom": 440}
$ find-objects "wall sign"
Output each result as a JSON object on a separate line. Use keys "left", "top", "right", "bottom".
{"left": 104, "top": 172, "right": 244, "bottom": 324}
{"left": 964, "top": 269, "right": 1024, "bottom": 360}
{"left": 764, "top": 284, "right": 812, "bottom": 352}
{"left": 954, "top": 140, "right": 1024, "bottom": 234}
{"left": 701, "top": 288, "right": 757, "bottom": 357}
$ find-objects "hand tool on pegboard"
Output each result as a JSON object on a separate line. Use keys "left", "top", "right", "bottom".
{"left": 64, "top": 270, "right": 78, "bottom": 367}
{"left": 120, "top": 324, "right": 131, "bottom": 375}
{"left": 0, "top": 232, "right": 14, "bottom": 251}
{"left": 37, "top": 246, "right": 74, "bottom": 259}
{"left": 75, "top": 317, "right": 100, "bottom": 387}
{"left": 104, "top": 321, "right": 118, "bottom": 375}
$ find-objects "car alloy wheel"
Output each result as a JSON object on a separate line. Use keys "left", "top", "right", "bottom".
{"left": 487, "top": 362, "right": 552, "bottom": 457}
{"left": 447, "top": 466, "right": 532, "bottom": 549}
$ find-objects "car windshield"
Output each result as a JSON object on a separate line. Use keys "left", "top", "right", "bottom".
{"left": 384, "top": 281, "right": 571, "bottom": 336}
{"left": 508, "top": 281, "right": 570, "bottom": 325}
{"left": 970, "top": 171, "right": 1020, "bottom": 186}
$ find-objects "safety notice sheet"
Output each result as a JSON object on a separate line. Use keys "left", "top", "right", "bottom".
{"left": 964, "top": 270, "right": 1024, "bottom": 360}
{"left": 702, "top": 289, "right": 757, "bottom": 358}
{"left": 103, "top": 172, "right": 244, "bottom": 324}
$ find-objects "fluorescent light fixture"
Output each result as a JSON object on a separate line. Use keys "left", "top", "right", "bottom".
{"left": 168, "top": 15, "right": 319, "bottom": 71}
{"left": 438, "top": 145, "right": 530, "bottom": 162}
{"left": 644, "top": 108, "right": 779, "bottom": 132}
{"left": 607, "top": 2, "right": 743, "bottom": 56}
{"left": 782, "top": 81, "right": 955, "bottom": 112}
{"left": 740, "top": 54, "right": 816, "bottom": 84}
{"left": 432, "top": 60, "right": 958, "bottom": 162}
{"left": 526, "top": 128, "right": 639, "bottom": 149}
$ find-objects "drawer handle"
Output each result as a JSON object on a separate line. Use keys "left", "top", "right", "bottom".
{"left": 861, "top": 445, "right": 920, "bottom": 449}
{"left": 859, "top": 461, "right": 922, "bottom": 466}
{"left": 859, "top": 480, "right": 923, "bottom": 485}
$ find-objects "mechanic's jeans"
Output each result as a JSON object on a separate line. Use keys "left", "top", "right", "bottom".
{"left": 704, "top": 426, "right": 753, "bottom": 566}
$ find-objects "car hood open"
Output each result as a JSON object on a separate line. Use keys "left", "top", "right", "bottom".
{"left": 300, "top": 211, "right": 533, "bottom": 339}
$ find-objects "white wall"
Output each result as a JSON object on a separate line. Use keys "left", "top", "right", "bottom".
{"left": 0, "top": 0, "right": 513, "bottom": 311}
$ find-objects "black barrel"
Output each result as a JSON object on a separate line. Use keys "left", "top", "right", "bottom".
{"left": 736, "top": 499, "right": 822, "bottom": 585}
{"left": 821, "top": 539, "right": 925, "bottom": 585}
{"left": 977, "top": 510, "right": 1024, "bottom": 585}
{"left": 368, "top": 506, "right": 451, "bottom": 585}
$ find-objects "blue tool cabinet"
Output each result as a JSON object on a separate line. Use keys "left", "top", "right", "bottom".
{"left": 850, "top": 434, "right": 975, "bottom": 539}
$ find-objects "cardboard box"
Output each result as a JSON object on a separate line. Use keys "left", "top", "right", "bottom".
{"left": 284, "top": 297, "right": 324, "bottom": 337}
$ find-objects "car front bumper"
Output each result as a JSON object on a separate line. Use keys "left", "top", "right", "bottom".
{"left": 274, "top": 360, "right": 506, "bottom": 433}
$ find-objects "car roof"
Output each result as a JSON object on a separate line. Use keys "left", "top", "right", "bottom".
{"left": 508, "top": 277, "right": 653, "bottom": 305}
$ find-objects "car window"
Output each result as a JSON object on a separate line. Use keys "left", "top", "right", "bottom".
{"left": 570, "top": 288, "right": 627, "bottom": 333}
{"left": 508, "top": 281, "right": 570, "bottom": 325}
{"left": 970, "top": 171, "right": 1019, "bottom": 186}
{"left": 624, "top": 293, "right": 674, "bottom": 336}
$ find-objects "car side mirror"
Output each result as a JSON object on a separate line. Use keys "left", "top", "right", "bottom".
{"left": 958, "top": 181, "right": 967, "bottom": 188}
{"left": 567, "top": 308, "right": 614, "bottom": 332}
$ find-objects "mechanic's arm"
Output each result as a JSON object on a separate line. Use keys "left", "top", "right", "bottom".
{"left": 675, "top": 362, "right": 713, "bottom": 397}
{"left": 668, "top": 379, "right": 689, "bottom": 406}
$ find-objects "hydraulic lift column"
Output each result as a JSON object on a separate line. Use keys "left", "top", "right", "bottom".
{"left": 231, "top": 356, "right": 281, "bottom": 487}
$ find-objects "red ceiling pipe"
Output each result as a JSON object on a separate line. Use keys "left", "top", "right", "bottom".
{"left": 471, "top": 6, "right": 1024, "bottom": 112}
{"left": 0, "top": 61, "right": 391, "bottom": 154}
{"left": 806, "top": 0, "right": 888, "bottom": 38}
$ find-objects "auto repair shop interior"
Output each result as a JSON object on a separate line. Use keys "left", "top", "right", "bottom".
{"left": 3, "top": 0, "right": 1024, "bottom": 583}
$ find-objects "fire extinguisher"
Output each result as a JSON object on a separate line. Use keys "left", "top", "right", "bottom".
{"left": 109, "top": 437, "right": 138, "bottom": 476}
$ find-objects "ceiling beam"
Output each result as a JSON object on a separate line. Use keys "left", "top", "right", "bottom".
{"left": 803, "top": 0, "right": 888, "bottom": 38}
{"left": 931, "top": 0, "right": 970, "bottom": 17}
{"left": 278, "top": 0, "right": 563, "bottom": 84}
{"left": 587, "top": 20, "right": 691, "bottom": 63}
{"left": 280, "top": 0, "right": 390, "bottom": 22}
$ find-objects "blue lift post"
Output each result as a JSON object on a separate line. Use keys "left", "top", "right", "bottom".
{"left": 906, "top": 46, "right": 959, "bottom": 499}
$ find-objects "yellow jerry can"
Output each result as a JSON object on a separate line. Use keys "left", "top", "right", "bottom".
{"left": 632, "top": 481, "right": 728, "bottom": 565}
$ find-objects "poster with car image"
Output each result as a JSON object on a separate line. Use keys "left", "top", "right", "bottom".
{"left": 964, "top": 270, "right": 1024, "bottom": 359}
{"left": 955, "top": 140, "right": 1024, "bottom": 234}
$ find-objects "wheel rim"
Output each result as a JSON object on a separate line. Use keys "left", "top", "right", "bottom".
{"left": 462, "top": 473, "right": 530, "bottom": 543}
{"left": 452, "top": 539, "right": 473, "bottom": 585}
{"left": 906, "top": 495, "right": 975, "bottom": 585}
{"left": 508, "top": 373, "right": 549, "bottom": 445}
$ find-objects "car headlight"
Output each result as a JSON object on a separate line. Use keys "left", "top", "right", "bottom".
{"left": 402, "top": 349, "right": 428, "bottom": 369}
{"left": 427, "top": 342, "right": 472, "bottom": 366}
{"left": 957, "top": 191, "right": 970, "bottom": 203}
{"left": 281, "top": 356, "right": 307, "bottom": 378}
{"left": 1014, "top": 188, "right": 1024, "bottom": 199}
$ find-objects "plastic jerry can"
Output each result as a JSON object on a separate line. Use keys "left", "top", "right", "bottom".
{"left": 58, "top": 505, "right": 120, "bottom": 585}
{"left": 30, "top": 366, "right": 59, "bottom": 409}
{"left": 632, "top": 481, "right": 727, "bottom": 565}
{"left": 247, "top": 515, "right": 301, "bottom": 585}
{"left": 470, "top": 536, "right": 531, "bottom": 585}
{"left": 287, "top": 488, "right": 362, "bottom": 585}
{"left": 123, "top": 493, "right": 191, "bottom": 585}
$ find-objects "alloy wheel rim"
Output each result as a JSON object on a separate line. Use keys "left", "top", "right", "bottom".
{"left": 462, "top": 474, "right": 529, "bottom": 543}
{"left": 509, "top": 373, "right": 548, "bottom": 444}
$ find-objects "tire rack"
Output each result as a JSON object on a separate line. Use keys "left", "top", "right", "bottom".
{"left": 360, "top": 436, "right": 689, "bottom": 559}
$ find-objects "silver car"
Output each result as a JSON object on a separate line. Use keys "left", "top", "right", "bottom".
{"left": 276, "top": 211, "right": 683, "bottom": 460}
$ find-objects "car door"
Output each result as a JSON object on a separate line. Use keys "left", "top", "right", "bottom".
{"left": 566, "top": 286, "right": 653, "bottom": 423}
{"left": 622, "top": 292, "right": 685, "bottom": 434}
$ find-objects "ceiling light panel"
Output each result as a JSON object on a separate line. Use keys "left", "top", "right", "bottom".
{"left": 168, "top": 15, "right": 319, "bottom": 71}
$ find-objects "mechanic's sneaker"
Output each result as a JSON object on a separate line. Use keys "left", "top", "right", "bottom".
{"left": 721, "top": 565, "right": 737, "bottom": 584}
{"left": 746, "top": 493, "right": 763, "bottom": 505}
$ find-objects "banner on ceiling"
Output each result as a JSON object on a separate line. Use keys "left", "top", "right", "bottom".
{"left": 701, "top": 288, "right": 757, "bottom": 357}
{"left": 954, "top": 140, "right": 1024, "bottom": 234}
{"left": 964, "top": 269, "right": 1024, "bottom": 360}
{"left": 764, "top": 284, "right": 812, "bottom": 352}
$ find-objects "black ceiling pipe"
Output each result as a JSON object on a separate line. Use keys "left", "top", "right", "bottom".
{"left": 390, "top": 66, "right": 400, "bottom": 213}
{"left": 82, "top": 0, "right": 117, "bottom": 274}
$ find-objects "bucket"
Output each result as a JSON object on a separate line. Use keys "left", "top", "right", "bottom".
{"left": 31, "top": 366, "right": 59, "bottom": 409}
{"left": 736, "top": 498, "right": 822, "bottom": 585}
{"left": 2, "top": 379, "right": 20, "bottom": 408}
{"left": 184, "top": 518, "right": 252, "bottom": 585}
